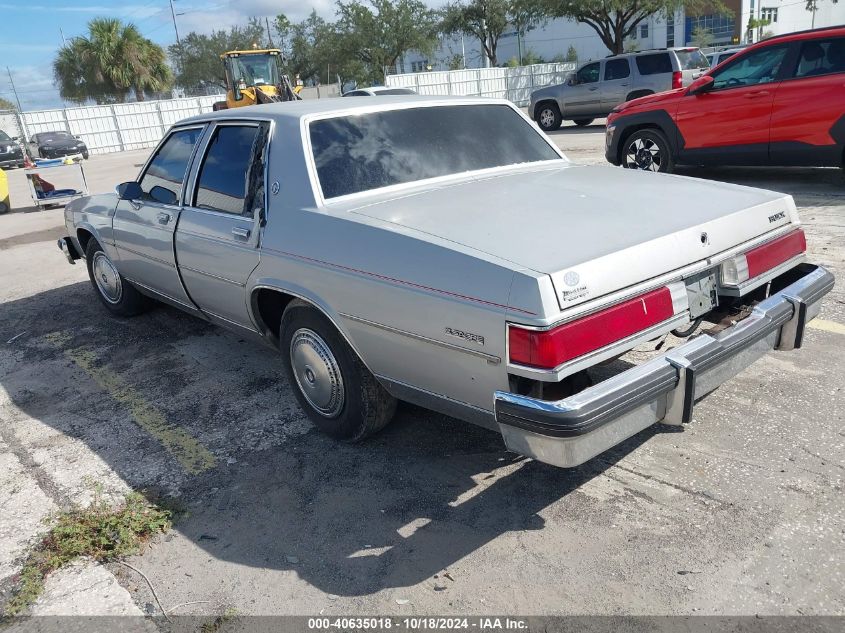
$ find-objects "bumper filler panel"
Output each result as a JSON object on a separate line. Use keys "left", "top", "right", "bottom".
{"left": 494, "top": 264, "right": 834, "bottom": 468}
{"left": 58, "top": 237, "right": 81, "bottom": 264}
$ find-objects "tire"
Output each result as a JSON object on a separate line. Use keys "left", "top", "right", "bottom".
{"left": 82, "top": 152, "right": 89, "bottom": 160}
{"left": 535, "top": 102, "right": 562, "bottom": 131}
{"left": 280, "top": 303, "right": 397, "bottom": 442}
{"left": 621, "top": 128, "right": 675, "bottom": 173}
{"left": 0, "top": 201, "right": 8, "bottom": 215}
{"left": 573, "top": 118, "right": 594, "bottom": 127}
{"left": 84, "top": 239, "right": 149, "bottom": 316}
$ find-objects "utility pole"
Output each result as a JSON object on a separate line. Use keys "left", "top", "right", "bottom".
{"left": 6, "top": 67, "right": 23, "bottom": 111}
{"left": 265, "top": 17, "right": 275, "bottom": 48}
{"left": 169, "top": 0, "right": 184, "bottom": 79}
{"left": 59, "top": 27, "right": 67, "bottom": 47}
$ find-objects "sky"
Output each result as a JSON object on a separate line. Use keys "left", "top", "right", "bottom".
{"left": 0, "top": 0, "right": 340, "bottom": 111}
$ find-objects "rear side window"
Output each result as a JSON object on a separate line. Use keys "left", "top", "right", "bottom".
{"left": 193, "top": 124, "right": 263, "bottom": 216}
{"left": 675, "top": 49, "right": 710, "bottom": 70}
{"left": 636, "top": 53, "right": 673, "bottom": 75}
{"left": 140, "top": 127, "right": 203, "bottom": 204}
{"left": 793, "top": 38, "right": 845, "bottom": 78}
{"left": 604, "top": 59, "right": 631, "bottom": 80}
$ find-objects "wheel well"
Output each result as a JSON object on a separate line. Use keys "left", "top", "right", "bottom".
{"left": 616, "top": 124, "right": 664, "bottom": 163}
{"left": 534, "top": 99, "right": 560, "bottom": 119}
{"left": 76, "top": 228, "right": 94, "bottom": 254}
{"left": 251, "top": 288, "right": 297, "bottom": 342}
{"left": 625, "top": 90, "right": 653, "bottom": 102}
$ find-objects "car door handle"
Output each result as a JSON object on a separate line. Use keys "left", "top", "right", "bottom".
{"left": 156, "top": 212, "right": 170, "bottom": 224}
{"left": 588, "top": 87, "right": 598, "bottom": 91}
{"left": 231, "top": 226, "right": 251, "bottom": 239}
{"left": 744, "top": 90, "right": 771, "bottom": 98}
{"left": 620, "top": 83, "right": 630, "bottom": 86}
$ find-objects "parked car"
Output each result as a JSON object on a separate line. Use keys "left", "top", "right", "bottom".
{"left": 705, "top": 48, "right": 744, "bottom": 67}
{"left": 342, "top": 86, "right": 417, "bottom": 96}
{"left": 606, "top": 26, "right": 845, "bottom": 173}
{"left": 29, "top": 131, "right": 89, "bottom": 160}
{"left": 529, "top": 47, "right": 710, "bottom": 131}
{"left": 0, "top": 129, "right": 24, "bottom": 168}
{"left": 58, "top": 96, "right": 833, "bottom": 468}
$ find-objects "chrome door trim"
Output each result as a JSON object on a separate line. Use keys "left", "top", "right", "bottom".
{"left": 178, "top": 265, "right": 244, "bottom": 287}
{"left": 340, "top": 312, "right": 501, "bottom": 365}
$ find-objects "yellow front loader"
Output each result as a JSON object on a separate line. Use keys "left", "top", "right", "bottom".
{"left": 212, "top": 49, "right": 301, "bottom": 111}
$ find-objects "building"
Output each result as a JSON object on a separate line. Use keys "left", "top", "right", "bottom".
{"left": 396, "top": 1, "right": 844, "bottom": 75}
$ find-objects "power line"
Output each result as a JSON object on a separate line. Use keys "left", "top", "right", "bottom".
{"left": 5, "top": 67, "right": 23, "bottom": 110}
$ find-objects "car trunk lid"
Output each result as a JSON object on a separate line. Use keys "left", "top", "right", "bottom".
{"left": 346, "top": 164, "right": 797, "bottom": 312}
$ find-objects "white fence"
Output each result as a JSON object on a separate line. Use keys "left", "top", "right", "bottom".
{"left": 385, "top": 63, "right": 576, "bottom": 106}
{"left": 5, "top": 84, "right": 340, "bottom": 156}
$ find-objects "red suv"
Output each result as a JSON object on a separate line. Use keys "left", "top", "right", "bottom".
{"left": 605, "top": 26, "right": 845, "bottom": 173}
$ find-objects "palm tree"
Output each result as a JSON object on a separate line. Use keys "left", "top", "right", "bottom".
{"left": 53, "top": 18, "right": 172, "bottom": 104}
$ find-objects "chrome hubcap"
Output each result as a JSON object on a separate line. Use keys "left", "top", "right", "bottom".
{"left": 539, "top": 108, "right": 555, "bottom": 128}
{"left": 92, "top": 251, "right": 122, "bottom": 304}
{"left": 625, "top": 137, "right": 662, "bottom": 172}
{"left": 290, "top": 328, "right": 344, "bottom": 418}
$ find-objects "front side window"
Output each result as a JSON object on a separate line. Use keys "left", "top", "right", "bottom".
{"left": 139, "top": 127, "right": 203, "bottom": 204}
{"left": 605, "top": 59, "right": 631, "bottom": 80}
{"left": 309, "top": 105, "right": 560, "bottom": 199}
{"left": 711, "top": 45, "right": 788, "bottom": 90}
{"left": 193, "top": 125, "right": 263, "bottom": 216}
{"left": 636, "top": 53, "right": 673, "bottom": 75}
{"left": 576, "top": 62, "right": 600, "bottom": 84}
{"left": 793, "top": 38, "right": 845, "bottom": 79}
{"left": 0, "top": 130, "right": 11, "bottom": 142}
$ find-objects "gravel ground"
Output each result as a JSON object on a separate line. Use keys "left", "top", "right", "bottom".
{"left": 0, "top": 124, "right": 843, "bottom": 622}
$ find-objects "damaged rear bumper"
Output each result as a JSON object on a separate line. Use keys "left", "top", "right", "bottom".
{"left": 493, "top": 264, "right": 835, "bottom": 468}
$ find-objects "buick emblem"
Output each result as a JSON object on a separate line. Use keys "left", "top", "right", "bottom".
{"left": 563, "top": 271, "right": 580, "bottom": 287}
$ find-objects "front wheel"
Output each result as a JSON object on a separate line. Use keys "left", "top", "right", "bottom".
{"left": 84, "top": 239, "right": 149, "bottom": 316}
{"left": 280, "top": 303, "right": 396, "bottom": 442}
{"left": 535, "top": 103, "right": 562, "bottom": 131}
{"left": 573, "top": 118, "right": 594, "bottom": 127}
{"left": 622, "top": 129, "right": 675, "bottom": 173}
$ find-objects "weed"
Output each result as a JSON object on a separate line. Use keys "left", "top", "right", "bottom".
{"left": 2, "top": 491, "right": 171, "bottom": 617}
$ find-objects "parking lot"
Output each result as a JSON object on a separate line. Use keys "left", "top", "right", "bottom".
{"left": 1, "top": 122, "right": 843, "bottom": 619}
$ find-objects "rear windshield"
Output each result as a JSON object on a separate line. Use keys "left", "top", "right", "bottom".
{"left": 373, "top": 88, "right": 417, "bottom": 95}
{"left": 309, "top": 105, "right": 560, "bottom": 199}
{"left": 635, "top": 53, "right": 673, "bottom": 75}
{"left": 675, "top": 48, "right": 710, "bottom": 70}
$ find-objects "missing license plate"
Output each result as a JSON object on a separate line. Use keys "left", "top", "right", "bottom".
{"left": 686, "top": 270, "right": 718, "bottom": 319}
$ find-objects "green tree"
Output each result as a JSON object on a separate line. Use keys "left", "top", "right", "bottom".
{"left": 442, "top": 0, "right": 543, "bottom": 66}
{"left": 275, "top": 11, "right": 338, "bottom": 84}
{"left": 53, "top": 18, "right": 172, "bottom": 104}
{"left": 691, "top": 25, "right": 713, "bottom": 48}
{"left": 335, "top": 0, "right": 440, "bottom": 84}
{"left": 0, "top": 97, "right": 17, "bottom": 111}
{"left": 542, "top": 0, "right": 729, "bottom": 55}
{"left": 170, "top": 19, "right": 266, "bottom": 94}
{"left": 565, "top": 44, "right": 578, "bottom": 62}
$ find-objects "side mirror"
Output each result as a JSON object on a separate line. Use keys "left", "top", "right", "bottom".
{"left": 689, "top": 75, "right": 715, "bottom": 95}
{"left": 149, "top": 185, "right": 177, "bottom": 205}
{"left": 567, "top": 77, "right": 577, "bottom": 86}
{"left": 116, "top": 181, "right": 143, "bottom": 201}
{"left": 11, "top": 136, "right": 19, "bottom": 141}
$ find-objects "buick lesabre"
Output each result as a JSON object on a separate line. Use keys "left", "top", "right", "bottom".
{"left": 58, "top": 96, "right": 834, "bottom": 468}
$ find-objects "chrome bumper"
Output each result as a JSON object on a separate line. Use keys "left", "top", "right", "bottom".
{"left": 494, "top": 264, "right": 835, "bottom": 468}
{"left": 58, "top": 237, "right": 80, "bottom": 264}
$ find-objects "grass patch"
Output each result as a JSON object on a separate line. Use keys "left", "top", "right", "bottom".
{"left": 2, "top": 491, "right": 171, "bottom": 617}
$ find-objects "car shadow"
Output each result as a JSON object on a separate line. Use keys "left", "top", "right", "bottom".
{"left": 674, "top": 165, "right": 845, "bottom": 208}
{"left": 0, "top": 280, "right": 665, "bottom": 597}
{"left": 546, "top": 122, "right": 607, "bottom": 136}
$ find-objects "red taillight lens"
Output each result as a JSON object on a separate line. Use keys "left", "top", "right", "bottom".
{"left": 672, "top": 71, "right": 683, "bottom": 90}
{"left": 745, "top": 229, "right": 806, "bottom": 278}
{"left": 509, "top": 287, "right": 675, "bottom": 370}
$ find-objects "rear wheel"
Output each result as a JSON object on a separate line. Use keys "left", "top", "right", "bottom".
{"left": 536, "top": 103, "right": 562, "bottom": 131}
{"left": 280, "top": 303, "right": 396, "bottom": 442}
{"left": 84, "top": 239, "right": 149, "bottom": 316}
{"left": 622, "top": 128, "right": 675, "bottom": 173}
{"left": 573, "top": 118, "right": 594, "bottom": 127}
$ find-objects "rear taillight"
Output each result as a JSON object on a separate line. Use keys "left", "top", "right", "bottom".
{"left": 508, "top": 287, "right": 675, "bottom": 370}
{"left": 672, "top": 71, "right": 683, "bottom": 89}
{"left": 720, "top": 229, "right": 806, "bottom": 287}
